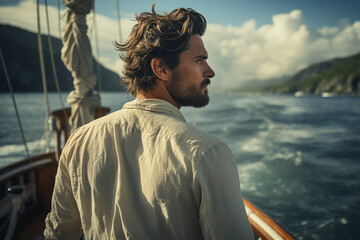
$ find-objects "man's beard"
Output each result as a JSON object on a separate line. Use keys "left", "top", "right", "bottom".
{"left": 167, "top": 74, "right": 210, "bottom": 108}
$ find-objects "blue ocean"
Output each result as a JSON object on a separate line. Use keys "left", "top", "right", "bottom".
{"left": 1, "top": 92, "right": 359, "bottom": 240}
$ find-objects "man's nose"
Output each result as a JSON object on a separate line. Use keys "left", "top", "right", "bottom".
{"left": 205, "top": 62, "right": 215, "bottom": 79}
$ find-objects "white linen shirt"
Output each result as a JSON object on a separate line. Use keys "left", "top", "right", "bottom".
{"left": 44, "top": 99, "right": 253, "bottom": 240}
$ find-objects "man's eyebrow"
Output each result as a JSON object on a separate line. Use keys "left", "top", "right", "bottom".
{"left": 194, "top": 54, "right": 208, "bottom": 59}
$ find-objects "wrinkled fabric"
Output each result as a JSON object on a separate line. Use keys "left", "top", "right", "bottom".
{"left": 62, "top": 0, "right": 98, "bottom": 131}
{"left": 63, "top": 0, "right": 94, "bottom": 15}
{"left": 62, "top": 10, "right": 96, "bottom": 96}
{"left": 44, "top": 99, "right": 254, "bottom": 240}
{"left": 67, "top": 90, "right": 100, "bottom": 134}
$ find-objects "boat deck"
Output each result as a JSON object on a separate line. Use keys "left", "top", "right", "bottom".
{"left": 12, "top": 207, "right": 47, "bottom": 240}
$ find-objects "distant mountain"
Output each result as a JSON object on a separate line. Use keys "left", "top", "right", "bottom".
{"left": 0, "top": 24, "right": 125, "bottom": 92}
{"left": 239, "top": 52, "right": 360, "bottom": 95}
{"left": 236, "top": 75, "right": 289, "bottom": 90}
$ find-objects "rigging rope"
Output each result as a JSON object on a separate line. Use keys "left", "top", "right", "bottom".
{"left": 42, "top": 0, "right": 69, "bottom": 153}
{"left": 92, "top": 9, "right": 102, "bottom": 94}
{"left": 36, "top": 0, "right": 53, "bottom": 154}
{"left": 0, "top": 47, "right": 30, "bottom": 159}
{"left": 44, "top": 0, "right": 67, "bottom": 117}
{"left": 57, "top": 0, "right": 62, "bottom": 39}
{"left": 116, "top": 0, "right": 123, "bottom": 43}
{"left": 36, "top": 0, "right": 51, "bottom": 122}
{"left": 115, "top": 0, "right": 130, "bottom": 101}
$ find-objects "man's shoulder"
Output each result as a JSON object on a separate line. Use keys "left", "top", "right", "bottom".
{"left": 66, "top": 110, "right": 123, "bottom": 143}
{"left": 168, "top": 119, "right": 224, "bottom": 153}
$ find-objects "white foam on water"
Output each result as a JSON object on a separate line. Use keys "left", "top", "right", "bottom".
{"left": 267, "top": 150, "right": 303, "bottom": 166}
{"left": 222, "top": 124, "right": 235, "bottom": 135}
{"left": 317, "top": 219, "right": 335, "bottom": 229}
{"left": 276, "top": 126, "right": 349, "bottom": 144}
{"left": 301, "top": 221, "right": 308, "bottom": 226}
{"left": 294, "top": 151, "right": 302, "bottom": 166}
{"left": 0, "top": 143, "right": 28, "bottom": 156}
{"left": 0, "top": 134, "right": 56, "bottom": 158}
{"left": 259, "top": 117, "right": 275, "bottom": 131}
{"left": 282, "top": 104, "right": 307, "bottom": 115}
{"left": 275, "top": 128, "right": 315, "bottom": 143}
{"left": 267, "top": 152, "right": 295, "bottom": 161}
{"left": 241, "top": 138, "right": 263, "bottom": 152}
{"left": 237, "top": 161, "right": 268, "bottom": 194}
{"left": 339, "top": 218, "right": 348, "bottom": 225}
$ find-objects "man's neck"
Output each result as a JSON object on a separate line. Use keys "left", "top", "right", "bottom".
{"left": 136, "top": 82, "right": 181, "bottom": 109}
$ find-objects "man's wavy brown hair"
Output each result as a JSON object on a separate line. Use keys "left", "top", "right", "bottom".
{"left": 115, "top": 4, "right": 207, "bottom": 96}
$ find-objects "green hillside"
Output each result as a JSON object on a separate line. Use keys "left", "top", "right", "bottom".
{"left": 0, "top": 24, "right": 124, "bottom": 92}
{"left": 244, "top": 52, "right": 360, "bottom": 95}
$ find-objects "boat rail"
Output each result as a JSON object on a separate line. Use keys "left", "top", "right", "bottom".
{"left": 0, "top": 152, "right": 58, "bottom": 239}
{"left": 51, "top": 107, "right": 110, "bottom": 157}
{"left": 244, "top": 198, "right": 294, "bottom": 240}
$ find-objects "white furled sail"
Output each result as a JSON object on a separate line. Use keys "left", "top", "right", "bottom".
{"left": 62, "top": 0, "right": 100, "bottom": 132}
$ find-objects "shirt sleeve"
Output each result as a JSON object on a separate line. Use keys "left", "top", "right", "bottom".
{"left": 194, "top": 142, "right": 254, "bottom": 240}
{"left": 44, "top": 148, "right": 83, "bottom": 240}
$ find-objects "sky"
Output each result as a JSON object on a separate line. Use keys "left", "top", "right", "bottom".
{"left": 0, "top": 0, "right": 359, "bottom": 90}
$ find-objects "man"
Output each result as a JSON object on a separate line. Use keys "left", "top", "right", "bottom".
{"left": 44, "top": 5, "right": 254, "bottom": 240}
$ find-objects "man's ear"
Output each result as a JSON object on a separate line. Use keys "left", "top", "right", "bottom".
{"left": 151, "top": 58, "right": 171, "bottom": 81}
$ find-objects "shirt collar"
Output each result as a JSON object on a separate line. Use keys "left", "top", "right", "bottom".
{"left": 123, "top": 99, "right": 187, "bottom": 122}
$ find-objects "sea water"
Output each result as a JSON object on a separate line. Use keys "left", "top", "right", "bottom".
{"left": 0, "top": 92, "right": 359, "bottom": 240}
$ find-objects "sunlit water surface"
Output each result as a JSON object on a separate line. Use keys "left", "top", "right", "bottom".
{"left": 1, "top": 92, "right": 359, "bottom": 240}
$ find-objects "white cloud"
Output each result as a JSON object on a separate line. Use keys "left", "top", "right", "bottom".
{"left": 85, "top": 14, "right": 134, "bottom": 76}
{"left": 0, "top": 0, "right": 64, "bottom": 38}
{"left": 1, "top": 3, "right": 360, "bottom": 91}
{"left": 204, "top": 10, "right": 360, "bottom": 90}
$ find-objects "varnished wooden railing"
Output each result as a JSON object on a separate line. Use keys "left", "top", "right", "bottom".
{"left": 244, "top": 198, "right": 295, "bottom": 240}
